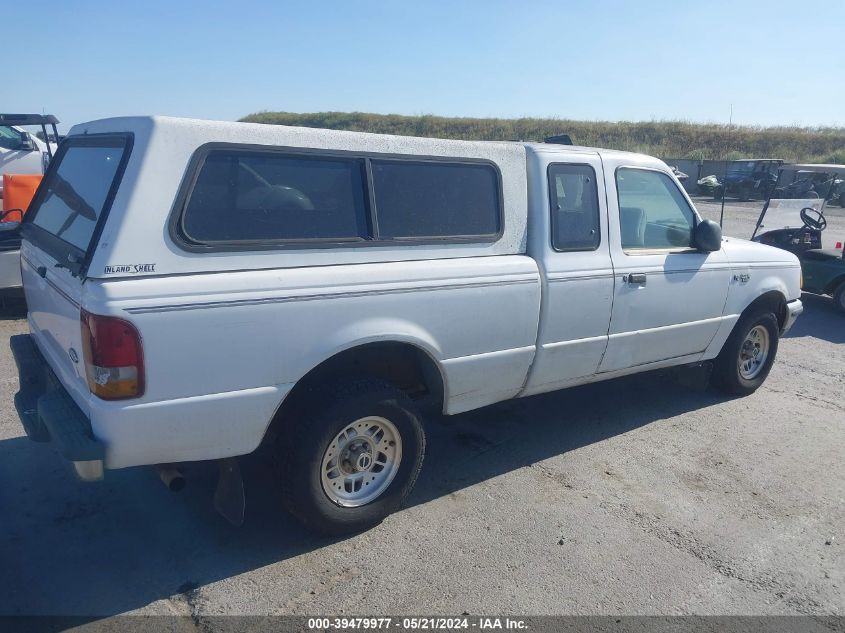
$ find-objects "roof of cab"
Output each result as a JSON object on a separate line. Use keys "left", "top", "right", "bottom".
{"left": 0, "top": 113, "right": 59, "bottom": 126}
{"left": 522, "top": 141, "right": 661, "bottom": 162}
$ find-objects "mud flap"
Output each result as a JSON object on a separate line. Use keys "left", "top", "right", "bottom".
{"left": 213, "top": 457, "right": 245, "bottom": 526}
{"left": 675, "top": 361, "right": 714, "bottom": 392}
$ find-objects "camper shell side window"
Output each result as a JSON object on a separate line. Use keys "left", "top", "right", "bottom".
{"left": 171, "top": 144, "right": 504, "bottom": 251}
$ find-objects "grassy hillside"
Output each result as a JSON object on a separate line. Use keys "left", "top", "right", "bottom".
{"left": 241, "top": 111, "right": 845, "bottom": 163}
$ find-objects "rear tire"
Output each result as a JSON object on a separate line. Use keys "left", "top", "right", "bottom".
{"left": 277, "top": 379, "right": 425, "bottom": 536}
{"left": 712, "top": 309, "right": 780, "bottom": 396}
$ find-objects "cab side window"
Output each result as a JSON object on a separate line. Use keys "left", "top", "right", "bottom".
{"left": 548, "top": 164, "right": 600, "bottom": 251}
{"left": 616, "top": 168, "right": 696, "bottom": 250}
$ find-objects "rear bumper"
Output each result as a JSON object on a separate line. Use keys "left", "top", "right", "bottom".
{"left": 10, "top": 334, "right": 105, "bottom": 481}
{"left": 782, "top": 299, "right": 803, "bottom": 335}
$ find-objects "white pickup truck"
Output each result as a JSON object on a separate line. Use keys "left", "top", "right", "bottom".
{"left": 12, "top": 116, "right": 803, "bottom": 535}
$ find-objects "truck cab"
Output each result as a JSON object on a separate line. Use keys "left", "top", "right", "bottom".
{"left": 524, "top": 145, "right": 736, "bottom": 392}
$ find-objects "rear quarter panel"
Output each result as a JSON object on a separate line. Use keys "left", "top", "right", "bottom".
{"left": 86, "top": 256, "right": 541, "bottom": 468}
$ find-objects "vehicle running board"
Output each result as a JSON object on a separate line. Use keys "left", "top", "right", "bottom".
{"left": 213, "top": 457, "right": 245, "bottom": 526}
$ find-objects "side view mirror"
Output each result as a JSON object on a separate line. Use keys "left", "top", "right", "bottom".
{"left": 19, "top": 132, "right": 36, "bottom": 151}
{"left": 694, "top": 219, "right": 722, "bottom": 252}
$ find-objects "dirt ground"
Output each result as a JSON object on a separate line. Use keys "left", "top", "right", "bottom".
{"left": 0, "top": 203, "right": 843, "bottom": 620}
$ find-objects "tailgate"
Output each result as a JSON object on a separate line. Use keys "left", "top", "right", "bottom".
{"left": 20, "top": 242, "right": 90, "bottom": 408}
{"left": 19, "top": 133, "right": 133, "bottom": 411}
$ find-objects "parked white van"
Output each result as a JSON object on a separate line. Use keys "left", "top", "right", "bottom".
{"left": 11, "top": 116, "right": 802, "bottom": 534}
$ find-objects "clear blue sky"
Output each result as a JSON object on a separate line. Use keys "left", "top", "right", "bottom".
{"left": 9, "top": 0, "right": 845, "bottom": 132}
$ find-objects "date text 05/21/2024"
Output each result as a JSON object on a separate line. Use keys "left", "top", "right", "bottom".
{"left": 306, "top": 617, "right": 528, "bottom": 630}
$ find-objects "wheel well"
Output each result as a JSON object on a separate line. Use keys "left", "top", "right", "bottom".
{"left": 743, "top": 290, "right": 788, "bottom": 330}
{"left": 263, "top": 342, "right": 444, "bottom": 443}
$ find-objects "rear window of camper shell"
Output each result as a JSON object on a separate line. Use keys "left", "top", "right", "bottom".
{"left": 22, "top": 134, "right": 133, "bottom": 268}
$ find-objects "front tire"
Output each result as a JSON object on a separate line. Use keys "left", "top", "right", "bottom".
{"left": 278, "top": 379, "right": 425, "bottom": 535}
{"left": 712, "top": 310, "right": 780, "bottom": 396}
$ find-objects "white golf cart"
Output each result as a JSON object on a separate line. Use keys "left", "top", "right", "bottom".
{"left": 752, "top": 164, "right": 845, "bottom": 312}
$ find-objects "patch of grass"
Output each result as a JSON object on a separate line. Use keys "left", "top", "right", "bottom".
{"left": 822, "top": 149, "right": 845, "bottom": 164}
{"left": 241, "top": 111, "right": 845, "bottom": 163}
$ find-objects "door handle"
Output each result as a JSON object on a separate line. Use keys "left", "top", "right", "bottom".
{"left": 626, "top": 273, "right": 647, "bottom": 285}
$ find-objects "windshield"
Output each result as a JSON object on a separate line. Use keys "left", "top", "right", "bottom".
{"left": 759, "top": 198, "right": 825, "bottom": 231}
{"left": 24, "top": 135, "right": 131, "bottom": 261}
{"left": 0, "top": 125, "right": 25, "bottom": 150}
{"left": 773, "top": 168, "right": 843, "bottom": 202}
{"left": 727, "top": 161, "right": 756, "bottom": 175}
{"left": 759, "top": 167, "right": 843, "bottom": 231}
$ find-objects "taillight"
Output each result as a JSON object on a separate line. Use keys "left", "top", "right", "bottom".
{"left": 80, "top": 310, "right": 145, "bottom": 400}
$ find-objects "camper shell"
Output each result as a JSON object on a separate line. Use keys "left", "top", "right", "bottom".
{"left": 49, "top": 117, "right": 529, "bottom": 281}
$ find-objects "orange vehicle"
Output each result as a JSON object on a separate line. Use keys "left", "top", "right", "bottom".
{"left": 1, "top": 174, "right": 43, "bottom": 222}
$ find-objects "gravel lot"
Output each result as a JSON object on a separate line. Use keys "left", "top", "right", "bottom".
{"left": 1, "top": 202, "right": 843, "bottom": 620}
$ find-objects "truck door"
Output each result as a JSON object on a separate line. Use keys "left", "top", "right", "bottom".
{"left": 600, "top": 162, "right": 731, "bottom": 373}
{"left": 522, "top": 153, "right": 614, "bottom": 396}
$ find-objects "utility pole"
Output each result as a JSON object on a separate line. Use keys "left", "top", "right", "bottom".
{"left": 720, "top": 105, "right": 732, "bottom": 227}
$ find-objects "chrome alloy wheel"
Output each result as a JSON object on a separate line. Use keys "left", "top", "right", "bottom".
{"left": 738, "top": 325, "right": 770, "bottom": 380}
{"left": 320, "top": 416, "right": 402, "bottom": 507}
